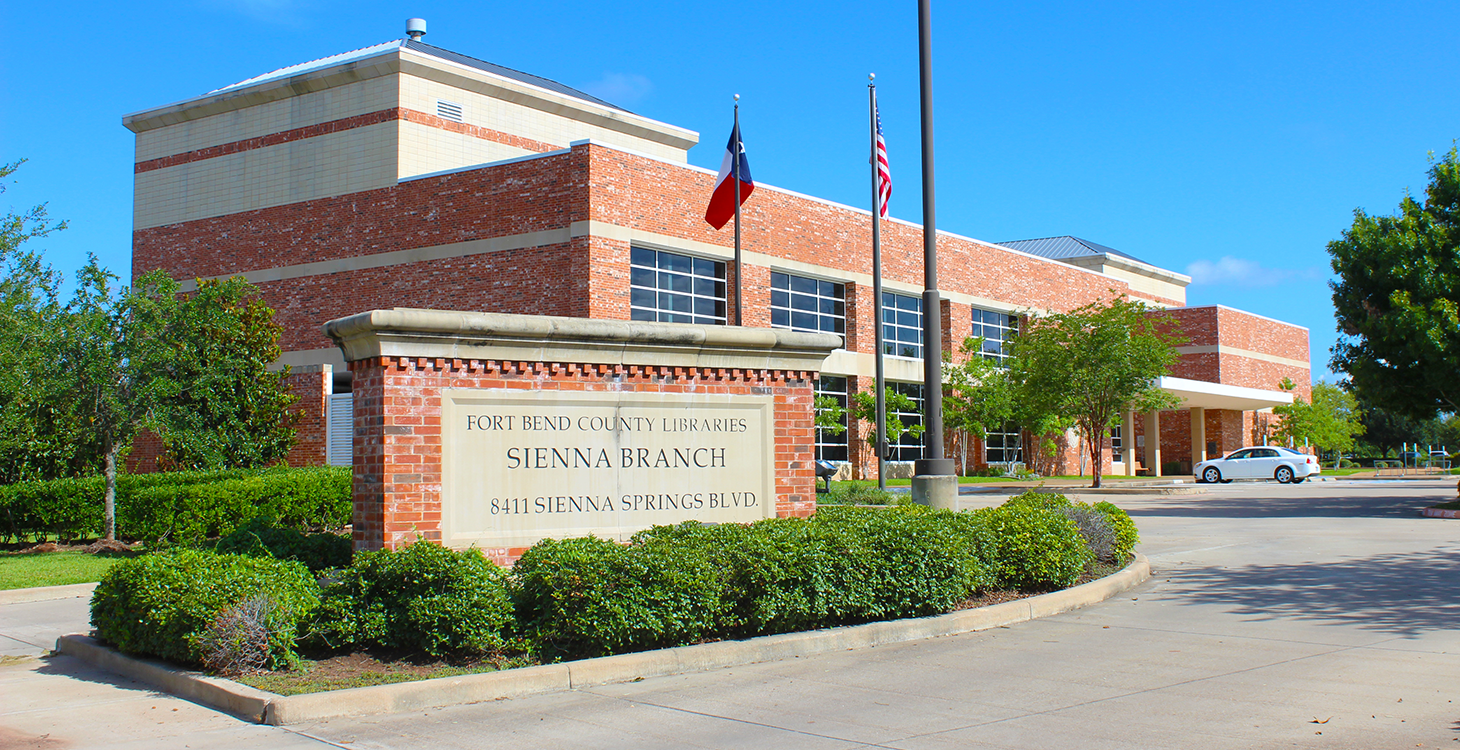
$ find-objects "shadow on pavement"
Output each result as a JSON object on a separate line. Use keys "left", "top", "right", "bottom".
{"left": 31, "top": 651, "right": 171, "bottom": 696}
{"left": 1127, "top": 486, "right": 1454, "bottom": 519}
{"left": 1168, "top": 545, "right": 1460, "bottom": 637}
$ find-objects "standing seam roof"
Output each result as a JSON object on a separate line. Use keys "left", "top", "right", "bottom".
{"left": 206, "top": 39, "right": 628, "bottom": 114}
{"left": 996, "top": 236, "right": 1151, "bottom": 266}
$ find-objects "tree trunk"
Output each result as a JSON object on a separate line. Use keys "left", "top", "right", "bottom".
{"left": 1090, "top": 435, "right": 1103, "bottom": 489}
{"left": 104, "top": 443, "right": 119, "bottom": 541}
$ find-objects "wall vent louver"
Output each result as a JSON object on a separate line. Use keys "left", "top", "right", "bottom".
{"left": 437, "top": 100, "right": 464, "bottom": 123}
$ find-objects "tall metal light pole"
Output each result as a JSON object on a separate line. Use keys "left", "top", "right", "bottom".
{"left": 912, "top": 0, "right": 957, "bottom": 508}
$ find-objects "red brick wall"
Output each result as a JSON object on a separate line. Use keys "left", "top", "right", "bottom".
{"left": 125, "top": 429, "right": 169, "bottom": 474}
{"left": 349, "top": 355, "right": 818, "bottom": 564}
{"left": 283, "top": 366, "right": 331, "bottom": 467}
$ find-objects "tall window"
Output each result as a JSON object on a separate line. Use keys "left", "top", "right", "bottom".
{"left": 888, "top": 382, "right": 925, "bottom": 462}
{"left": 971, "top": 307, "right": 1017, "bottom": 364}
{"left": 815, "top": 375, "right": 850, "bottom": 462}
{"left": 630, "top": 247, "right": 726, "bottom": 325}
{"left": 771, "top": 272, "right": 845, "bottom": 335}
{"left": 1110, "top": 426, "right": 1123, "bottom": 454}
{"left": 883, "top": 292, "right": 922, "bottom": 359}
{"left": 985, "top": 422, "right": 1021, "bottom": 464}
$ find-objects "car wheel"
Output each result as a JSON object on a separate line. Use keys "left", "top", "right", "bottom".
{"left": 1275, "top": 466, "right": 1294, "bottom": 484}
{"left": 1201, "top": 466, "right": 1221, "bottom": 484}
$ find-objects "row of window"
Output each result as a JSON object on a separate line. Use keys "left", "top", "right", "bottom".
{"left": 632, "top": 247, "right": 1025, "bottom": 465}
{"left": 631, "top": 248, "right": 1016, "bottom": 360}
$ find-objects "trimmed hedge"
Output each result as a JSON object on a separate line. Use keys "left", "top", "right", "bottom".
{"left": 975, "top": 502, "right": 1093, "bottom": 590}
{"left": 309, "top": 542, "right": 515, "bottom": 659}
{"left": 90, "top": 549, "right": 319, "bottom": 669}
{"left": 0, "top": 466, "right": 351, "bottom": 544}
{"left": 89, "top": 491, "right": 1138, "bottom": 670}
{"left": 512, "top": 535, "right": 726, "bottom": 661}
{"left": 215, "top": 517, "right": 352, "bottom": 572}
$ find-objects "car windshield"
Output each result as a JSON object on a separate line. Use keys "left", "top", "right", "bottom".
{"left": 1275, "top": 447, "right": 1304, "bottom": 456}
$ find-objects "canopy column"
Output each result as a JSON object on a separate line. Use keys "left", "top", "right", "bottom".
{"left": 1144, "top": 410, "right": 1162, "bottom": 477}
{"left": 1190, "top": 406, "right": 1207, "bottom": 466}
{"left": 1122, "top": 410, "right": 1136, "bottom": 476}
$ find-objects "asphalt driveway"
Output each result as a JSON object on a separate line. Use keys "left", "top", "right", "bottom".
{"left": 3, "top": 478, "right": 1456, "bottom": 749}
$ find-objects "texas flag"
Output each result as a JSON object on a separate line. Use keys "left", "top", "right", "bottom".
{"left": 704, "top": 121, "right": 754, "bottom": 229}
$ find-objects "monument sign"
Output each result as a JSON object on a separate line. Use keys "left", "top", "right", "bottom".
{"left": 326, "top": 308, "right": 840, "bottom": 562}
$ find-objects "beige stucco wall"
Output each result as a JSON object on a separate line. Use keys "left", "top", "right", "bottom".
{"left": 397, "top": 69, "right": 690, "bottom": 174}
{"left": 134, "top": 122, "right": 398, "bottom": 229}
{"left": 132, "top": 76, "right": 398, "bottom": 162}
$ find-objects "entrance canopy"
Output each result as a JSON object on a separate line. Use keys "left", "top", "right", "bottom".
{"left": 1156, "top": 376, "right": 1294, "bottom": 412}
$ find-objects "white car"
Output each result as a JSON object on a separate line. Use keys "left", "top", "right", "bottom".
{"left": 1195, "top": 446, "right": 1321, "bottom": 484}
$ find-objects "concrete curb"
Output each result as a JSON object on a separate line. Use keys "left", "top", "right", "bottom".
{"left": 0, "top": 582, "right": 98, "bottom": 605}
{"left": 59, "top": 553, "right": 1151, "bottom": 726}
{"left": 56, "top": 635, "right": 276, "bottom": 723}
{"left": 1421, "top": 507, "right": 1459, "bottom": 519}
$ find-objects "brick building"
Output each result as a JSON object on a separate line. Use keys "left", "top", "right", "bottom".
{"left": 125, "top": 29, "right": 1311, "bottom": 478}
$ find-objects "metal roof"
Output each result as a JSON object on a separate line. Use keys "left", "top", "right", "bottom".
{"left": 996, "top": 236, "right": 1151, "bottom": 266}
{"left": 208, "top": 39, "right": 628, "bottom": 113}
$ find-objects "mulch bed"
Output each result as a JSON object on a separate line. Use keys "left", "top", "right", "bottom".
{"left": 0, "top": 540, "right": 140, "bottom": 555}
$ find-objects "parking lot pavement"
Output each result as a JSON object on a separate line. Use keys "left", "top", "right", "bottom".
{"left": 295, "top": 479, "right": 1459, "bottom": 749}
{"left": 5, "top": 479, "right": 1457, "bottom": 749}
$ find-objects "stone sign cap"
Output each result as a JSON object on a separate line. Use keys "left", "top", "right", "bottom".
{"left": 324, "top": 308, "right": 843, "bottom": 371}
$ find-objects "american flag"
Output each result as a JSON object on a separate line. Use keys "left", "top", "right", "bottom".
{"left": 874, "top": 103, "right": 891, "bottom": 217}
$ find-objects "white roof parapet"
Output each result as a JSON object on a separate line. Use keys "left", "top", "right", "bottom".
{"left": 325, "top": 308, "right": 843, "bottom": 373}
{"left": 1156, "top": 376, "right": 1295, "bottom": 411}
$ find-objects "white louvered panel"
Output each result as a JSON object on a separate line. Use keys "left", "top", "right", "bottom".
{"left": 327, "top": 393, "right": 354, "bottom": 467}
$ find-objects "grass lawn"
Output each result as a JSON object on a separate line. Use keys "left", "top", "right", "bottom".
{"left": 0, "top": 550, "right": 129, "bottom": 590}
{"left": 1430, "top": 499, "right": 1460, "bottom": 510}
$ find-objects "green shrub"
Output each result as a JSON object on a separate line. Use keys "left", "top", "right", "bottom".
{"left": 1002, "top": 489, "right": 1073, "bottom": 511}
{"left": 0, "top": 466, "right": 351, "bottom": 544}
{"left": 1091, "top": 501, "right": 1139, "bottom": 562}
{"left": 0, "top": 476, "right": 101, "bottom": 542}
{"left": 512, "top": 535, "right": 727, "bottom": 661}
{"left": 821, "top": 483, "right": 906, "bottom": 506}
{"left": 215, "top": 517, "right": 352, "bottom": 572}
{"left": 810, "top": 506, "right": 988, "bottom": 621}
{"left": 309, "top": 541, "right": 513, "bottom": 659}
{"left": 90, "top": 549, "right": 319, "bottom": 669}
{"left": 124, "top": 467, "right": 352, "bottom": 545}
{"left": 976, "top": 502, "right": 1092, "bottom": 590}
{"left": 631, "top": 519, "right": 837, "bottom": 636}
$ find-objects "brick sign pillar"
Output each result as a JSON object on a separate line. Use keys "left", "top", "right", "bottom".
{"left": 325, "top": 309, "right": 841, "bottom": 564}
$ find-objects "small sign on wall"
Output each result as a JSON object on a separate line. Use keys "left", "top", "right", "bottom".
{"left": 441, "top": 388, "right": 776, "bottom": 549}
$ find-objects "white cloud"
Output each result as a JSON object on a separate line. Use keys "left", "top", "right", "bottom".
{"left": 1185, "top": 256, "right": 1324, "bottom": 287}
{"left": 581, "top": 73, "right": 654, "bottom": 106}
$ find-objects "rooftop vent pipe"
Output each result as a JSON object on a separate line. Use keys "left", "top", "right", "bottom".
{"left": 406, "top": 18, "right": 427, "bottom": 41}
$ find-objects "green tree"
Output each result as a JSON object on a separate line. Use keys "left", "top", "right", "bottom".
{"left": 1329, "top": 146, "right": 1460, "bottom": 419}
{"left": 59, "top": 262, "right": 186, "bottom": 539}
{"left": 156, "top": 277, "right": 299, "bottom": 469}
{"left": 0, "top": 160, "right": 79, "bottom": 484}
{"left": 942, "top": 338, "right": 1015, "bottom": 476}
{"left": 1272, "top": 382, "right": 1365, "bottom": 466}
{"left": 851, "top": 387, "right": 925, "bottom": 464}
{"left": 1009, "top": 297, "right": 1184, "bottom": 488}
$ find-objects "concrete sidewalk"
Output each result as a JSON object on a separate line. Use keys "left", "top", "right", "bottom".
{"left": 0, "top": 589, "right": 90, "bottom": 658}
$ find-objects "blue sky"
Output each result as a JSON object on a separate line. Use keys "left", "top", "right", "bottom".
{"left": 4, "top": 1, "right": 1458, "bottom": 381}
